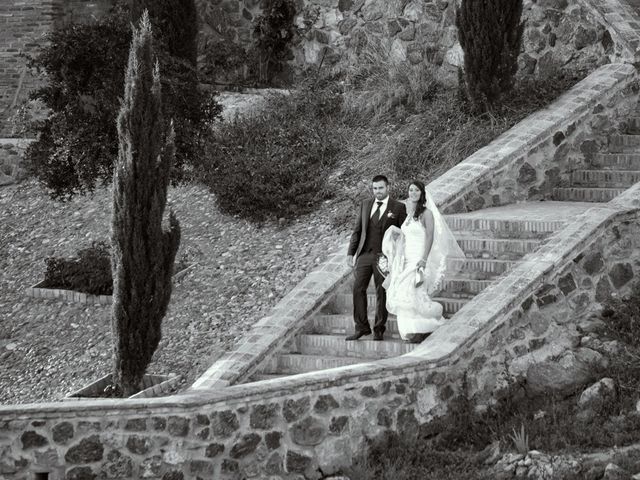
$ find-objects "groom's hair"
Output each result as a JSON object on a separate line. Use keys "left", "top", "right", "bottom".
{"left": 372, "top": 175, "right": 389, "bottom": 185}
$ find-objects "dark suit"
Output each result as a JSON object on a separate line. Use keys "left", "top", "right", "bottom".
{"left": 348, "top": 198, "right": 407, "bottom": 336}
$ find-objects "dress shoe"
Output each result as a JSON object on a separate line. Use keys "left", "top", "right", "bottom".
{"left": 373, "top": 332, "right": 384, "bottom": 341}
{"left": 345, "top": 330, "right": 371, "bottom": 341}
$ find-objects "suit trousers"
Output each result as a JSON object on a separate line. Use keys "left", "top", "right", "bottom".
{"left": 352, "top": 252, "right": 388, "bottom": 335}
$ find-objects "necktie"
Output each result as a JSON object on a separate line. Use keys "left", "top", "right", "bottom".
{"left": 373, "top": 201, "right": 383, "bottom": 220}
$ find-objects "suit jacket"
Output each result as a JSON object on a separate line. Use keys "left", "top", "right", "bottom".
{"left": 348, "top": 198, "right": 407, "bottom": 258}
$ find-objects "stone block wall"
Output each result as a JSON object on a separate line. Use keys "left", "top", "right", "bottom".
{"left": 460, "top": 206, "right": 640, "bottom": 400}
{"left": 62, "top": 0, "right": 113, "bottom": 24}
{"left": 292, "top": 0, "right": 617, "bottom": 80}
{"left": 0, "top": 138, "right": 34, "bottom": 185}
{"left": 0, "top": 0, "right": 64, "bottom": 138}
{"left": 195, "top": 0, "right": 620, "bottom": 83}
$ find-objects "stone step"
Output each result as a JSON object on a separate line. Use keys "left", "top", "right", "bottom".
{"left": 245, "top": 373, "right": 287, "bottom": 383}
{"left": 570, "top": 169, "right": 640, "bottom": 187}
{"left": 293, "top": 334, "right": 414, "bottom": 358}
{"left": 324, "top": 293, "right": 469, "bottom": 315}
{"left": 445, "top": 216, "right": 563, "bottom": 238}
{"left": 625, "top": 116, "right": 640, "bottom": 134}
{"left": 608, "top": 134, "right": 640, "bottom": 152}
{"left": 311, "top": 314, "right": 401, "bottom": 338}
{"left": 454, "top": 236, "right": 541, "bottom": 259}
{"left": 457, "top": 258, "right": 518, "bottom": 278}
{"left": 551, "top": 187, "right": 625, "bottom": 202}
{"left": 592, "top": 153, "right": 640, "bottom": 170}
{"left": 261, "top": 354, "right": 371, "bottom": 374}
{"left": 440, "top": 278, "right": 493, "bottom": 295}
{"left": 359, "top": 277, "right": 493, "bottom": 295}
{"left": 347, "top": 259, "right": 515, "bottom": 288}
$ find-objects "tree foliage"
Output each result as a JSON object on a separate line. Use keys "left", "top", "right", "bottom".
{"left": 111, "top": 12, "right": 180, "bottom": 397}
{"left": 456, "top": 0, "right": 524, "bottom": 113}
{"left": 25, "top": 1, "right": 220, "bottom": 200}
{"left": 253, "top": 0, "right": 297, "bottom": 83}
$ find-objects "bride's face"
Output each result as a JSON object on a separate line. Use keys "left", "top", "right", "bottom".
{"left": 408, "top": 184, "right": 422, "bottom": 202}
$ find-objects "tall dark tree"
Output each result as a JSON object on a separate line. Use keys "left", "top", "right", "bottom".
{"left": 129, "top": 0, "right": 198, "bottom": 66}
{"left": 253, "top": 0, "right": 297, "bottom": 83}
{"left": 456, "top": 0, "right": 524, "bottom": 113}
{"left": 129, "top": 0, "right": 206, "bottom": 181}
{"left": 111, "top": 11, "right": 180, "bottom": 397}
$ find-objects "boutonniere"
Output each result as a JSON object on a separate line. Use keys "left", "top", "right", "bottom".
{"left": 387, "top": 212, "right": 396, "bottom": 219}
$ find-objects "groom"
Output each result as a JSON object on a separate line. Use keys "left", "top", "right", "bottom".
{"left": 346, "top": 175, "right": 407, "bottom": 341}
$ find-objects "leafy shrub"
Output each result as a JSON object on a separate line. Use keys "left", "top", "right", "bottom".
{"left": 200, "top": 40, "right": 251, "bottom": 86}
{"left": 594, "top": 280, "right": 640, "bottom": 412}
{"left": 200, "top": 83, "right": 346, "bottom": 220}
{"left": 599, "top": 280, "right": 640, "bottom": 347}
{"left": 347, "top": 431, "right": 493, "bottom": 480}
{"left": 390, "top": 68, "right": 589, "bottom": 184}
{"left": 340, "top": 32, "right": 441, "bottom": 122}
{"left": 42, "top": 242, "right": 112, "bottom": 295}
{"left": 24, "top": 2, "right": 220, "bottom": 200}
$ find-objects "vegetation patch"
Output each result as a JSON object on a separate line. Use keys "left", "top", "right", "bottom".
{"left": 347, "top": 280, "right": 640, "bottom": 479}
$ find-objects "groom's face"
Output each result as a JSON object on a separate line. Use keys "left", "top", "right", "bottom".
{"left": 372, "top": 180, "right": 388, "bottom": 200}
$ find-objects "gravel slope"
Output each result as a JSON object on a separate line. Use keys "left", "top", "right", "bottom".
{"left": 0, "top": 180, "right": 347, "bottom": 405}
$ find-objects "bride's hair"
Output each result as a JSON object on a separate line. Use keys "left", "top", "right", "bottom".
{"left": 409, "top": 180, "right": 427, "bottom": 220}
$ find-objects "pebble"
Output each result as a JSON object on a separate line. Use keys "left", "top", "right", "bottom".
{"left": 0, "top": 181, "right": 347, "bottom": 405}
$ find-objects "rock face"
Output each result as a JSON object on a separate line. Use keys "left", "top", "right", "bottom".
{"left": 578, "top": 377, "right": 616, "bottom": 410}
{"left": 194, "top": 0, "right": 613, "bottom": 84}
{"left": 526, "top": 348, "right": 605, "bottom": 397}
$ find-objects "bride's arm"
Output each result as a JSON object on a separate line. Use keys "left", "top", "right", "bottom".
{"left": 418, "top": 210, "right": 434, "bottom": 268}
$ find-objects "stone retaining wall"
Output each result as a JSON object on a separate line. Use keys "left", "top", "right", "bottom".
{"left": 0, "top": 0, "right": 62, "bottom": 138}
{"left": 291, "top": 0, "right": 620, "bottom": 80}
{"left": 197, "top": 0, "right": 627, "bottom": 83}
{"left": 2, "top": 192, "right": 640, "bottom": 479}
{"left": 0, "top": 138, "right": 34, "bottom": 185}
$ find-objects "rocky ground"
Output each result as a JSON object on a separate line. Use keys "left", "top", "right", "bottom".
{"left": 0, "top": 180, "right": 349, "bottom": 405}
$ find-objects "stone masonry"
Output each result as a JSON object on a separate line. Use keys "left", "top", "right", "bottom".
{"left": 1, "top": 196, "right": 640, "bottom": 479}
{"left": 2, "top": 2, "right": 640, "bottom": 480}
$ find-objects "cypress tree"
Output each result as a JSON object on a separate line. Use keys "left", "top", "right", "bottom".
{"left": 129, "top": 0, "right": 198, "bottom": 66}
{"left": 456, "top": 0, "right": 524, "bottom": 113}
{"left": 111, "top": 11, "right": 181, "bottom": 397}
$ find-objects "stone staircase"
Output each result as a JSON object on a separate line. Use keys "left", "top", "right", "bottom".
{"left": 552, "top": 132, "right": 640, "bottom": 202}
{"left": 243, "top": 115, "right": 640, "bottom": 384}
{"left": 245, "top": 201, "right": 596, "bottom": 382}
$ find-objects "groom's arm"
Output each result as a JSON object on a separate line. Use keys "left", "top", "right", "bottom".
{"left": 347, "top": 203, "right": 364, "bottom": 262}
{"left": 397, "top": 201, "right": 407, "bottom": 226}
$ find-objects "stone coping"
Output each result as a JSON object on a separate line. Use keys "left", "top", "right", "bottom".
{"left": 189, "top": 62, "right": 637, "bottom": 392}
{"left": 0, "top": 138, "right": 35, "bottom": 145}
{"left": 582, "top": 0, "right": 640, "bottom": 61}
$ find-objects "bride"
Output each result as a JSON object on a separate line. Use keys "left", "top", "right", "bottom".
{"left": 381, "top": 180, "right": 466, "bottom": 343}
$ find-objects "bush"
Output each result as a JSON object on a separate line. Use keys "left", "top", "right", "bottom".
{"left": 42, "top": 242, "right": 112, "bottom": 296}
{"left": 456, "top": 0, "right": 524, "bottom": 112}
{"left": 24, "top": 2, "right": 220, "bottom": 200}
{"left": 340, "top": 32, "right": 441, "bottom": 122}
{"left": 200, "top": 83, "right": 346, "bottom": 220}
{"left": 347, "top": 431, "right": 493, "bottom": 480}
{"left": 599, "top": 280, "right": 640, "bottom": 348}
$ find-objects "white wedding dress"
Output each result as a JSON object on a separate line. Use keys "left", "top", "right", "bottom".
{"left": 385, "top": 217, "right": 444, "bottom": 339}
